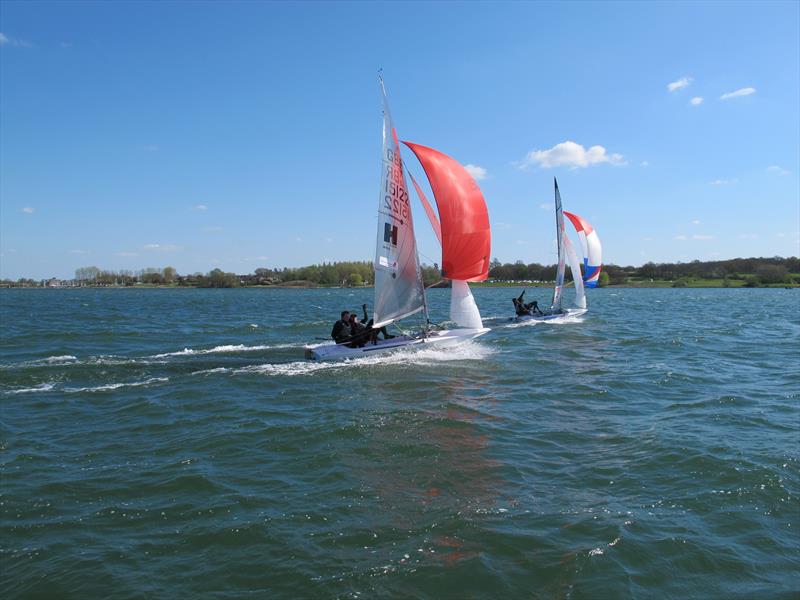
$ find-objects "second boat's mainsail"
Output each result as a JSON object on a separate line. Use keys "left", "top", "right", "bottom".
{"left": 551, "top": 178, "right": 567, "bottom": 311}
{"left": 372, "top": 79, "right": 426, "bottom": 330}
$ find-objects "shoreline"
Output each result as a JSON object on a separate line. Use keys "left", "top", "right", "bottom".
{"left": 2, "top": 282, "right": 797, "bottom": 290}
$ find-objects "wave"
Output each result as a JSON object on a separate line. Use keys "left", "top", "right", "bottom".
{"left": 63, "top": 377, "right": 169, "bottom": 393}
{"left": 150, "top": 343, "right": 297, "bottom": 358}
{"left": 5, "top": 382, "right": 58, "bottom": 395}
{"left": 0, "top": 355, "right": 78, "bottom": 369}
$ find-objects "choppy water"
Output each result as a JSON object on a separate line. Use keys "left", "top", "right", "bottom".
{"left": 1, "top": 287, "right": 798, "bottom": 599}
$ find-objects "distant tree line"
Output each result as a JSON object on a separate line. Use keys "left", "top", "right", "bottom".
{"left": 2, "top": 256, "right": 797, "bottom": 288}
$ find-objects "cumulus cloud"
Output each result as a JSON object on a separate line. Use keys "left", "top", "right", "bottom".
{"left": 690, "top": 97, "right": 704, "bottom": 106}
{"left": 720, "top": 87, "right": 756, "bottom": 100}
{"left": 767, "top": 165, "right": 790, "bottom": 176}
{"left": 463, "top": 164, "right": 487, "bottom": 181}
{"left": 518, "top": 140, "right": 625, "bottom": 169}
{"left": 192, "top": 204, "right": 208, "bottom": 211}
{"left": 143, "top": 243, "right": 181, "bottom": 252}
{"left": 21, "top": 207, "right": 35, "bottom": 214}
{"left": 667, "top": 77, "right": 693, "bottom": 92}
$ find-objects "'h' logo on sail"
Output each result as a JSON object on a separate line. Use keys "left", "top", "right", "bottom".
{"left": 384, "top": 223, "right": 398, "bottom": 246}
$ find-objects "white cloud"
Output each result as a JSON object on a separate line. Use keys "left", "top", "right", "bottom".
{"left": 21, "top": 207, "right": 35, "bottom": 214}
{"left": 767, "top": 165, "right": 790, "bottom": 176}
{"left": 518, "top": 140, "right": 625, "bottom": 169}
{"left": 690, "top": 97, "right": 704, "bottom": 106}
{"left": 463, "top": 164, "right": 487, "bottom": 181}
{"left": 0, "top": 33, "right": 32, "bottom": 47}
{"left": 143, "top": 243, "right": 181, "bottom": 252}
{"left": 118, "top": 252, "right": 138, "bottom": 257}
{"left": 674, "top": 235, "right": 688, "bottom": 241}
{"left": 192, "top": 204, "right": 208, "bottom": 211}
{"left": 667, "top": 77, "right": 693, "bottom": 92}
{"left": 720, "top": 87, "right": 756, "bottom": 100}
{"left": 692, "top": 234, "right": 714, "bottom": 240}
{"left": 691, "top": 219, "right": 701, "bottom": 225}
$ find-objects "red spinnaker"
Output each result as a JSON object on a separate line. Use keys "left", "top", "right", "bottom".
{"left": 402, "top": 141, "right": 491, "bottom": 282}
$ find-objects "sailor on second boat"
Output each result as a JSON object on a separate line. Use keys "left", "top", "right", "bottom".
{"left": 512, "top": 290, "right": 543, "bottom": 316}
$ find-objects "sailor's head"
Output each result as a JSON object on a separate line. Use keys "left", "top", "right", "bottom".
{"left": 341, "top": 310, "right": 350, "bottom": 321}
{"left": 349, "top": 314, "right": 358, "bottom": 323}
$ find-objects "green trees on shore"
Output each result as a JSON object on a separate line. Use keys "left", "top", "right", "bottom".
{"left": 2, "top": 256, "right": 797, "bottom": 288}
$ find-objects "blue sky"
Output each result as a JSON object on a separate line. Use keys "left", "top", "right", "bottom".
{"left": 1, "top": 0, "right": 798, "bottom": 280}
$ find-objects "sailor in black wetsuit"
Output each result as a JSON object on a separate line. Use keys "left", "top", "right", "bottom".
{"left": 331, "top": 311, "right": 352, "bottom": 344}
{"left": 512, "top": 290, "right": 544, "bottom": 316}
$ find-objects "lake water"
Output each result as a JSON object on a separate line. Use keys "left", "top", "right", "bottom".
{"left": 1, "top": 287, "right": 798, "bottom": 598}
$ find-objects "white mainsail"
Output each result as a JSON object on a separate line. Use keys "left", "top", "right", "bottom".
{"left": 372, "top": 78, "right": 426, "bottom": 329}
{"left": 550, "top": 178, "right": 566, "bottom": 311}
{"left": 564, "top": 234, "right": 587, "bottom": 310}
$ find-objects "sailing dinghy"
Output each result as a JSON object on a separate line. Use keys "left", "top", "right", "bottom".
{"left": 515, "top": 178, "right": 601, "bottom": 322}
{"left": 304, "top": 79, "right": 491, "bottom": 360}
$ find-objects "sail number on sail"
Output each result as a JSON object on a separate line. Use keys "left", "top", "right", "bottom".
{"left": 383, "top": 148, "right": 409, "bottom": 220}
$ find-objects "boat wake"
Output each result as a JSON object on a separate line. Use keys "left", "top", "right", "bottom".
{"left": 231, "top": 341, "right": 495, "bottom": 378}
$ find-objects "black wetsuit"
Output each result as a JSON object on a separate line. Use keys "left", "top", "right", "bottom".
{"left": 331, "top": 319, "right": 352, "bottom": 343}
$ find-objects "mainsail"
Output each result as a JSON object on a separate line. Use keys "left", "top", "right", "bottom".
{"left": 372, "top": 79, "right": 426, "bottom": 329}
{"left": 564, "top": 211, "right": 603, "bottom": 288}
{"left": 551, "top": 178, "right": 566, "bottom": 310}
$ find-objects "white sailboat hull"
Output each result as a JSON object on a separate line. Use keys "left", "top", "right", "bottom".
{"left": 304, "top": 327, "right": 490, "bottom": 361}
{"left": 513, "top": 308, "right": 588, "bottom": 323}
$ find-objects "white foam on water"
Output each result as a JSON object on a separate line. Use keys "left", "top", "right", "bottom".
{"left": 1, "top": 355, "right": 79, "bottom": 369}
{"left": 190, "top": 367, "right": 231, "bottom": 376}
{"left": 235, "top": 341, "right": 495, "bottom": 377}
{"left": 64, "top": 377, "right": 169, "bottom": 393}
{"left": 5, "top": 382, "right": 58, "bottom": 395}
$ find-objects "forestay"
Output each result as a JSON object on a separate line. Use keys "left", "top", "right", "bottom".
{"left": 373, "top": 79, "right": 426, "bottom": 329}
